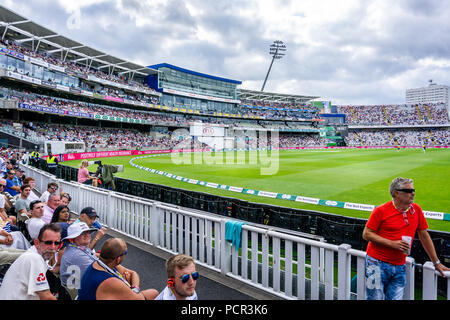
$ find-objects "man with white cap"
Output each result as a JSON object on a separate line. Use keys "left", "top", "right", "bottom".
{"left": 60, "top": 222, "right": 98, "bottom": 293}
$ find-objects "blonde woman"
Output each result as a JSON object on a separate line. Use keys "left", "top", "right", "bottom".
{"left": 77, "top": 160, "right": 98, "bottom": 187}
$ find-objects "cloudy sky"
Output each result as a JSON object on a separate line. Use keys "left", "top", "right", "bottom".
{"left": 2, "top": 0, "right": 450, "bottom": 104}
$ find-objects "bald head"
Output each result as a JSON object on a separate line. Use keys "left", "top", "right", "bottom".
{"left": 99, "top": 238, "right": 126, "bottom": 261}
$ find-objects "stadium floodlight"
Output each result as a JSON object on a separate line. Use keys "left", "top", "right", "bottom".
{"left": 261, "top": 40, "right": 286, "bottom": 92}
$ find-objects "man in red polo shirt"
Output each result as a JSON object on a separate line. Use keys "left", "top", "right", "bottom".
{"left": 363, "top": 177, "right": 448, "bottom": 300}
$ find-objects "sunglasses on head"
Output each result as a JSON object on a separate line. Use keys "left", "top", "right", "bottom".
{"left": 180, "top": 272, "right": 199, "bottom": 283}
{"left": 396, "top": 188, "right": 415, "bottom": 193}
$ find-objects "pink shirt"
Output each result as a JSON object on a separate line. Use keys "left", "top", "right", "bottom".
{"left": 78, "top": 167, "right": 89, "bottom": 183}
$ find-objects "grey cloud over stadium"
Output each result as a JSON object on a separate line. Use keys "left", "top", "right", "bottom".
{"left": 4, "top": 0, "right": 450, "bottom": 105}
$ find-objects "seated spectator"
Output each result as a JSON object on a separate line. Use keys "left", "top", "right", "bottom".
{"left": 0, "top": 219, "right": 31, "bottom": 250}
{"left": 0, "top": 179, "right": 16, "bottom": 227}
{"left": 155, "top": 254, "right": 199, "bottom": 300}
{"left": 4, "top": 170, "right": 19, "bottom": 196}
{"left": 40, "top": 182, "right": 59, "bottom": 204}
{"left": 14, "top": 184, "right": 32, "bottom": 223}
{"left": 23, "top": 177, "right": 40, "bottom": 201}
{"left": 42, "top": 193, "right": 61, "bottom": 224}
{"left": 77, "top": 237, "right": 158, "bottom": 300}
{"left": 73, "top": 207, "right": 106, "bottom": 250}
{"left": 50, "top": 205, "right": 72, "bottom": 240}
{"left": 78, "top": 160, "right": 98, "bottom": 187}
{"left": 60, "top": 222, "right": 97, "bottom": 293}
{"left": 0, "top": 246, "right": 25, "bottom": 266}
{"left": 26, "top": 200, "right": 46, "bottom": 240}
{"left": 0, "top": 223, "right": 61, "bottom": 300}
{"left": 59, "top": 192, "right": 72, "bottom": 208}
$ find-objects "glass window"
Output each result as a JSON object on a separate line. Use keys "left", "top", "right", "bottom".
{"left": 33, "top": 65, "right": 44, "bottom": 79}
{"left": 0, "top": 54, "right": 7, "bottom": 68}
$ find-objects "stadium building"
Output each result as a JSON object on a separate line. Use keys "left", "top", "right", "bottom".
{"left": 0, "top": 4, "right": 449, "bottom": 301}
{"left": 406, "top": 82, "right": 450, "bottom": 114}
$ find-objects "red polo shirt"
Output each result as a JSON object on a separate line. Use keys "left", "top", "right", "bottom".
{"left": 366, "top": 201, "right": 428, "bottom": 265}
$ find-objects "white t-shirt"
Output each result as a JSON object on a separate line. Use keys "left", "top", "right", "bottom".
{"left": 27, "top": 218, "right": 46, "bottom": 240}
{"left": 0, "top": 246, "right": 50, "bottom": 300}
{"left": 0, "top": 194, "right": 5, "bottom": 209}
{"left": 39, "top": 191, "right": 50, "bottom": 203}
{"left": 154, "top": 286, "right": 198, "bottom": 300}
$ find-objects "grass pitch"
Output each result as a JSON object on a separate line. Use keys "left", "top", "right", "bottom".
{"left": 64, "top": 148, "right": 450, "bottom": 232}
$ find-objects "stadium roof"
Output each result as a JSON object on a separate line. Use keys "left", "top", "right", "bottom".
{"left": 0, "top": 5, "right": 157, "bottom": 79}
{"left": 148, "top": 63, "right": 242, "bottom": 85}
{"left": 239, "top": 88, "right": 319, "bottom": 105}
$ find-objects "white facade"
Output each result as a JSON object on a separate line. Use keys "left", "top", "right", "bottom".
{"left": 406, "top": 83, "right": 449, "bottom": 105}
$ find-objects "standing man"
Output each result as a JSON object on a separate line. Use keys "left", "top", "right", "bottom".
{"left": 46, "top": 152, "right": 58, "bottom": 175}
{"left": 363, "top": 177, "right": 449, "bottom": 300}
{"left": 155, "top": 254, "right": 199, "bottom": 300}
{"left": 0, "top": 223, "right": 61, "bottom": 300}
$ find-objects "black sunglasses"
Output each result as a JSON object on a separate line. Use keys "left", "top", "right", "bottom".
{"left": 396, "top": 188, "right": 415, "bottom": 193}
{"left": 41, "top": 240, "right": 62, "bottom": 246}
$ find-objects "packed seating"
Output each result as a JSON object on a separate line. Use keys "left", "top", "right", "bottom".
{"left": 337, "top": 103, "right": 449, "bottom": 126}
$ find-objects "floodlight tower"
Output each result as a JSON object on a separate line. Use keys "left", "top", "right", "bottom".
{"left": 261, "top": 40, "right": 286, "bottom": 92}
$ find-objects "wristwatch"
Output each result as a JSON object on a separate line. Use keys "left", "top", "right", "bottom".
{"left": 131, "top": 286, "right": 140, "bottom": 293}
{"left": 433, "top": 260, "right": 441, "bottom": 266}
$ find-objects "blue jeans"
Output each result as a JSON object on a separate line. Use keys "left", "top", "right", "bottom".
{"left": 365, "top": 255, "right": 406, "bottom": 300}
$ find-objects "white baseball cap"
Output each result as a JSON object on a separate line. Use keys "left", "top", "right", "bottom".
{"left": 63, "top": 222, "right": 96, "bottom": 240}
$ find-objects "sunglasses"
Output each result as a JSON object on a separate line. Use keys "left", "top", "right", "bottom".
{"left": 180, "top": 272, "right": 199, "bottom": 283}
{"left": 0, "top": 184, "right": 5, "bottom": 187}
{"left": 41, "top": 240, "right": 62, "bottom": 246}
{"left": 396, "top": 188, "right": 415, "bottom": 193}
{"left": 116, "top": 250, "right": 128, "bottom": 258}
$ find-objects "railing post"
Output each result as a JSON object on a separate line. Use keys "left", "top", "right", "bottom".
{"left": 337, "top": 243, "right": 351, "bottom": 300}
{"left": 403, "top": 257, "right": 415, "bottom": 300}
{"left": 422, "top": 261, "right": 437, "bottom": 300}
{"left": 220, "top": 219, "right": 231, "bottom": 275}
{"left": 149, "top": 203, "right": 160, "bottom": 246}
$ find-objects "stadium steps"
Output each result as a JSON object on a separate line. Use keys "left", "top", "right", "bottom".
{"left": 425, "top": 105, "right": 432, "bottom": 122}
{"left": 428, "top": 130, "right": 435, "bottom": 145}
{"left": 350, "top": 107, "right": 356, "bottom": 121}
{"left": 416, "top": 105, "right": 423, "bottom": 120}
{"left": 382, "top": 106, "right": 390, "bottom": 124}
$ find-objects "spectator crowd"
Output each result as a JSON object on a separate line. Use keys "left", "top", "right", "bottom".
{"left": 0, "top": 147, "right": 200, "bottom": 300}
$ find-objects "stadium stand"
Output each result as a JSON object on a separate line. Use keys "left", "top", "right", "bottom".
{"left": 0, "top": 5, "right": 449, "bottom": 301}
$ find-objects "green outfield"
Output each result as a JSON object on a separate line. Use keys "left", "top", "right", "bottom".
{"left": 64, "top": 148, "right": 450, "bottom": 232}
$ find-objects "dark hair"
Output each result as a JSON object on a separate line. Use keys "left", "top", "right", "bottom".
{"left": 30, "top": 200, "right": 42, "bottom": 211}
{"left": 47, "top": 182, "right": 58, "bottom": 189}
{"left": 37, "top": 223, "right": 61, "bottom": 241}
{"left": 51, "top": 205, "right": 70, "bottom": 223}
{"left": 20, "top": 184, "right": 31, "bottom": 192}
{"left": 60, "top": 192, "right": 72, "bottom": 202}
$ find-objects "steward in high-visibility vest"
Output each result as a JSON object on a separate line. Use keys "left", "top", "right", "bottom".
{"left": 46, "top": 152, "right": 58, "bottom": 173}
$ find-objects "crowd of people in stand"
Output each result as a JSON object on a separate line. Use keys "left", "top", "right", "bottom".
{"left": 0, "top": 147, "right": 199, "bottom": 300}
{"left": 345, "top": 128, "right": 450, "bottom": 146}
{"left": 337, "top": 103, "right": 449, "bottom": 126}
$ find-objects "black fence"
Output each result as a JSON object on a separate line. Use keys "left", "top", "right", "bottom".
{"left": 34, "top": 159, "right": 450, "bottom": 267}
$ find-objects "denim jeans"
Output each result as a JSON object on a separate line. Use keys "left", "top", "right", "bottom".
{"left": 365, "top": 255, "right": 406, "bottom": 300}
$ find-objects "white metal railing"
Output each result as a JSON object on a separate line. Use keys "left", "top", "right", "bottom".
{"left": 21, "top": 164, "right": 449, "bottom": 300}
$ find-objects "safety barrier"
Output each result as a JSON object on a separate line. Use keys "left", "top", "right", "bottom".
{"left": 21, "top": 163, "right": 450, "bottom": 300}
